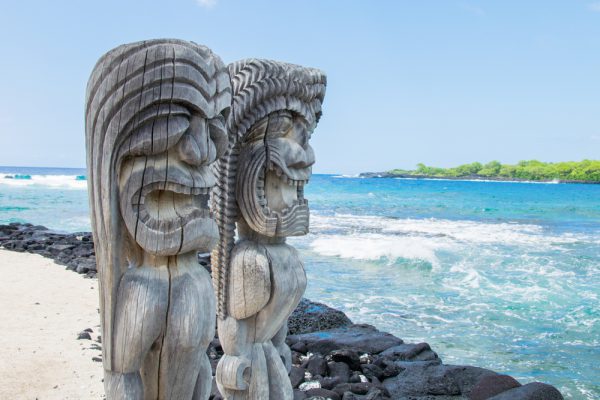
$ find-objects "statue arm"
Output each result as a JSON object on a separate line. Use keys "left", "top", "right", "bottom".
{"left": 227, "top": 242, "right": 272, "bottom": 320}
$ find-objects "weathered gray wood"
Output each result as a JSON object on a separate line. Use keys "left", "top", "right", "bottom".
{"left": 212, "top": 59, "right": 326, "bottom": 399}
{"left": 85, "top": 39, "right": 231, "bottom": 399}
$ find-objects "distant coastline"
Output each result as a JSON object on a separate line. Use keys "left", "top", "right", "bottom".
{"left": 358, "top": 172, "right": 599, "bottom": 184}
{"left": 360, "top": 160, "right": 600, "bottom": 184}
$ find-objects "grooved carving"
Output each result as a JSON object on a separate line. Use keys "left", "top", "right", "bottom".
{"left": 213, "top": 59, "right": 326, "bottom": 399}
{"left": 85, "top": 39, "right": 231, "bottom": 399}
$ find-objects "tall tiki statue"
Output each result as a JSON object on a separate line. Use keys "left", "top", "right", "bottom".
{"left": 213, "top": 59, "right": 326, "bottom": 399}
{"left": 85, "top": 39, "right": 231, "bottom": 399}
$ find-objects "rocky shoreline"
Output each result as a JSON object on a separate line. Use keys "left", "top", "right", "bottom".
{"left": 359, "top": 172, "right": 600, "bottom": 184}
{"left": 0, "top": 223, "right": 564, "bottom": 400}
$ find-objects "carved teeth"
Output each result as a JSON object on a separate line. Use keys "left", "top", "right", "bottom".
{"left": 256, "top": 162, "right": 310, "bottom": 216}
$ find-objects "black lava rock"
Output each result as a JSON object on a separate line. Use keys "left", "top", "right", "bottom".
{"left": 486, "top": 382, "right": 564, "bottom": 400}
{"left": 288, "top": 298, "right": 353, "bottom": 335}
{"left": 327, "top": 361, "right": 351, "bottom": 383}
{"left": 330, "top": 349, "right": 362, "bottom": 371}
{"left": 305, "top": 387, "right": 341, "bottom": 400}
{"left": 307, "top": 356, "right": 328, "bottom": 377}
{"left": 287, "top": 324, "right": 403, "bottom": 355}
{"left": 361, "top": 364, "right": 384, "bottom": 381}
{"left": 289, "top": 366, "right": 305, "bottom": 388}
{"left": 77, "top": 331, "right": 92, "bottom": 340}
{"left": 470, "top": 374, "right": 522, "bottom": 400}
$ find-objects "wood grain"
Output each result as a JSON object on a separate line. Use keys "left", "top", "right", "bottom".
{"left": 85, "top": 39, "right": 230, "bottom": 399}
{"left": 213, "top": 59, "right": 326, "bottom": 399}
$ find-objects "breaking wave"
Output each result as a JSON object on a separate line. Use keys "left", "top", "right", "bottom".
{"left": 307, "top": 214, "right": 594, "bottom": 265}
{"left": 0, "top": 174, "right": 87, "bottom": 189}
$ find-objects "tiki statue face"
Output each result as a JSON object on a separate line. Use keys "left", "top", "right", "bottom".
{"left": 237, "top": 110, "right": 315, "bottom": 237}
{"left": 112, "top": 42, "right": 231, "bottom": 256}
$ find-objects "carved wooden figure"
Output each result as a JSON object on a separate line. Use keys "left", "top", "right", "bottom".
{"left": 212, "top": 59, "right": 326, "bottom": 399}
{"left": 85, "top": 39, "right": 231, "bottom": 399}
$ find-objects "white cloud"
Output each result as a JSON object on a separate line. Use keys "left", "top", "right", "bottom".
{"left": 589, "top": 2, "right": 600, "bottom": 12}
{"left": 459, "top": 2, "right": 485, "bottom": 16}
{"left": 196, "top": 0, "right": 217, "bottom": 9}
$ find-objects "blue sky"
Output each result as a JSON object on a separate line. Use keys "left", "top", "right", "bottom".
{"left": 0, "top": 1, "right": 599, "bottom": 174}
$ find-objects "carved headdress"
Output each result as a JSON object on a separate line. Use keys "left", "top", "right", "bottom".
{"left": 85, "top": 39, "right": 230, "bottom": 368}
{"left": 212, "top": 59, "right": 326, "bottom": 318}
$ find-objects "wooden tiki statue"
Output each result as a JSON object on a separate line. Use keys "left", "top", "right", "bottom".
{"left": 212, "top": 59, "right": 326, "bottom": 399}
{"left": 85, "top": 39, "right": 231, "bottom": 399}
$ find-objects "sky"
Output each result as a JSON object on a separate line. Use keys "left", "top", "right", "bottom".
{"left": 0, "top": 1, "right": 599, "bottom": 174}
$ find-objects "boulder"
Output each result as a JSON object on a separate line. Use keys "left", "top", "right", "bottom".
{"left": 288, "top": 298, "right": 353, "bottom": 335}
{"left": 307, "top": 355, "right": 328, "bottom": 377}
{"left": 76, "top": 258, "right": 97, "bottom": 274}
{"left": 330, "top": 349, "right": 362, "bottom": 371}
{"left": 290, "top": 366, "right": 305, "bottom": 388}
{"left": 379, "top": 342, "right": 439, "bottom": 362}
{"left": 328, "top": 361, "right": 351, "bottom": 382}
{"left": 293, "top": 389, "right": 307, "bottom": 400}
{"left": 48, "top": 243, "right": 75, "bottom": 254}
{"left": 487, "top": 382, "right": 563, "bottom": 400}
{"left": 305, "top": 387, "right": 341, "bottom": 400}
{"left": 287, "top": 324, "right": 403, "bottom": 355}
{"left": 383, "top": 363, "right": 496, "bottom": 398}
{"left": 469, "top": 374, "right": 521, "bottom": 400}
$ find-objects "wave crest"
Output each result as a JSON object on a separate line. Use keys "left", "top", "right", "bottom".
{"left": 0, "top": 174, "right": 87, "bottom": 189}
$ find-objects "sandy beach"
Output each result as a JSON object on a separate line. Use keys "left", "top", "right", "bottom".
{"left": 0, "top": 249, "right": 103, "bottom": 399}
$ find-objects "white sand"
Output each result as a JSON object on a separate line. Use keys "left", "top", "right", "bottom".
{"left": 0, "top": 249, "right": 104, "bottom": 399}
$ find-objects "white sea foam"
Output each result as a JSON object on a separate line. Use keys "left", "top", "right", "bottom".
{"left": 332, "top": 174, "right": 360, "bottom": 178}
{"left": 306, "top": 213, "right": 599, "bottom": 284}
{"left": 0, "top": 174, "right": 87, "bottom": 189}
{"left": 310, "top": 233, "right": 448, "bottom": 267}
{"left": 310, "top": 213, "right": 592, "bottom": 248}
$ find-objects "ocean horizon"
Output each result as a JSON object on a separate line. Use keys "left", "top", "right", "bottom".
{"left": 1, "top": 165, "right": 599, "bottom": 399}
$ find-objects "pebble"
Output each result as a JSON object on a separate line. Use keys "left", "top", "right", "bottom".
{"left": 77, "top": 331, "right": 92, "bottom": 340}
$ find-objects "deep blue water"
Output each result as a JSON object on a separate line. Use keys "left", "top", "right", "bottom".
{"left": 1, "top": 168, "right": 599, "bottom": 399}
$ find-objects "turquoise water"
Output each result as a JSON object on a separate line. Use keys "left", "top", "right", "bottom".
{"left": 1, "top": 167, "right": 599, "bottom": 399}
{"left": 0, "top": 167, "right": 89, "bottom": 231}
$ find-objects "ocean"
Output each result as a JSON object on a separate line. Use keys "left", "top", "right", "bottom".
{"left": 1, "top": 166, "right": 598, "bottom": 399}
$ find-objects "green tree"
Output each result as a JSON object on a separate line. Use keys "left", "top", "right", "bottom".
{"left": 454, "top": 162, "right": 482, "bottom": 176}
{"left": 479, "top": 160, "right": 502, "bottom": 176}
{"left": 388, "top": 160, "right": 600, "bottom": 182}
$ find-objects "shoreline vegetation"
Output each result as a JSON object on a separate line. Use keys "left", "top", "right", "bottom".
{"left": 360, "top": 160, "right": 600, "bottom": 184}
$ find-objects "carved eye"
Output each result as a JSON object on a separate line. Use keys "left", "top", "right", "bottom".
{"left": 127, "top": 115, "right": 190, "bottom": 156}
{"left": 245, "top": 117, "right": 269, "bottom": 143}
{"left": 266, "top": 111, "right": 294, "bottom": 139}
{"left": 292, "top": 118, "right": 310, "bottom": 148}
{"left": 208, "top": 114, "right": 227, "bottom": 158}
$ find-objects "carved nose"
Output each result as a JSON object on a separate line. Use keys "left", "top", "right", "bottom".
{"left": 287, "top": 145, "right": 315, "bottom": 169}
{"left": 175, "top": 116, "right": 216, "bottom": 166}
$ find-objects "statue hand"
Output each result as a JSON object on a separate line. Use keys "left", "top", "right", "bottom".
{"left": 216, "top": 354, "right": 251, "bottom": 390}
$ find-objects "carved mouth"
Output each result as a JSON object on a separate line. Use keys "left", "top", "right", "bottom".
{"left": 257, "top": 161, "right": 308, "bottom": 218}
{"left": 133, "top": 181, "right": 212, "bottom": 231}
{"left": 119, "top": 158, "right": 219, "bottom": 255}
